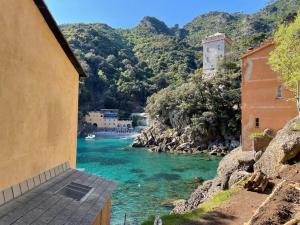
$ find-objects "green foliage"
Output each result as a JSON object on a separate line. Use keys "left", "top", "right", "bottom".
{"left": 132, "top": 115, "right": 140, "bottom": 127}
{"left": 269, "top": 13, "right": 300, "bottom": 96}
{"left": 142, "top": 184, "right": 236, "bottom": 225}
{"left": 62, "top": 23, "right": 155, "bottom": 113}
{"left": 250, "top": 132, "right": 265, "bottom": 139}
{"left": 141, "top": 178, "right": 248, "bottom": 225}
{"left": 61, "top": 0, "right": 300, "bottom": 117}
{"left": 120, "top": 20, "right": 198, "bottom": 85}
{"left": 146, "top": 63, "right": 241, "bottom": 140}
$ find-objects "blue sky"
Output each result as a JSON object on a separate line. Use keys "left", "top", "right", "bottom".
{"left": 45, "top": 0, "right": 270, "bottom": 28}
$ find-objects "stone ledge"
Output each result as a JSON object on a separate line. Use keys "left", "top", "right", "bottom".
{"left": 0, "top": 161, "right": 70, "bottom": 206}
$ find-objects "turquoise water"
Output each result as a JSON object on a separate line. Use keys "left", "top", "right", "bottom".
{"left": 77, "top": 137, "right": 221, "bottom": 225}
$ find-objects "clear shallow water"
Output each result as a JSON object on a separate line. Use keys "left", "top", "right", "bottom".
{"left": 77, "top": 137, "right": 221, "bottom": 225}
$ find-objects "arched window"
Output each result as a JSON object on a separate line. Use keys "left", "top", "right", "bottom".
{"left": 276, "top": 85, "right": 283, "bottom": 98}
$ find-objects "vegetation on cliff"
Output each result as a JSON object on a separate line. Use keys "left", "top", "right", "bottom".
{"left": 142, "top": 178, "right": 247, "bottom": 225}
{"left": 146, "top": 63, "right": 241, "bottom": 142}
{"left": 61, "top": 0, "right": 300, "bottom": 118}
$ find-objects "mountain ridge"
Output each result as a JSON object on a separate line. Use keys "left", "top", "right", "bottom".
{"left": 61, "top": 0, "right": 300, "bottom": 115}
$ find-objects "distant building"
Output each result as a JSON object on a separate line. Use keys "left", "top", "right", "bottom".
{"left": 117, "top": 120, "right": 133, "bottom": 130}
{"left": 241, "top": 39, "right": 298, "bottom": 152}
{"left": 202, "top": 33, "right": 232, "bottom": 77}
{"left": 0, "top": 1, "right": 115, "bottom": 224}
{"left": 86, "top": 109, "right": 132, "bottom": 131}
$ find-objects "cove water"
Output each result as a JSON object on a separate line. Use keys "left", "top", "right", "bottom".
{"left": 77, "top": 137, "right": 221, "bottom": 225}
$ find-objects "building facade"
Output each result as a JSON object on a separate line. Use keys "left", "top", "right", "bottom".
{"left": 202, "top": 33, "right": 232, "bottom": 77}
{"left": 85, "top": 110, "right": 132, "bottom": 130}
{"left": 85, "top": 111, "right": 106, "bottom": 127}
{"left": 0, "top": 1, "right": 115, "bottom": 224}
{"left": 241, "top": 39, "right": 298, "bottom": 151}
{"left": 117, "top": 120, "right": 133, "bottom": 130}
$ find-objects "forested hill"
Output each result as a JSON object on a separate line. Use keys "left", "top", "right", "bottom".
{"left": 61, "top": 0, "right": 300, "bottom": 116}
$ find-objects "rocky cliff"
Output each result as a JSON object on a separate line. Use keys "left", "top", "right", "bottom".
{"left": 172, "top": 147, "right": 254, "bottom": 213}
{"left": 254, "top": 116, "right": 300, "bottom": 177}
{"left": 132, "top": 121, "right": 240, "bottom": 156}
{"left": 172, "top": 116, "right": 300, "bottom": 221}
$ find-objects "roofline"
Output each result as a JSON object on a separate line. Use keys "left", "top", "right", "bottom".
{"left": 241, "top": 41, "right": 274, "bottom": 59}
{"left": 33, "top": 0, "right": 86, "bottom": 77}
{"left": 202, "top": 37, "right": 231, "bottom": 44}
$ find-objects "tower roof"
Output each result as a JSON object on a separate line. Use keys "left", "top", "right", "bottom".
{"left": 202, "top": 32, "right": 232, "bottom": 45}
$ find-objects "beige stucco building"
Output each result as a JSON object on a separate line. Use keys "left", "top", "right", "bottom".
{"left": 0, "top": 1, "right": 115, "bottom": 224}
{"left": 85, "top": 110, "right": 132, "bottom": 130}
{"left": 117, "top": 120, "right": 133, "bottom": 129}
{"left": 86, "top": 111, "right": 106, "bottom": 127}
{"left": 0, "top": 0, "right": 82, "bottom": 189}
{"left": 202, "top": 33, "right": 232, "bottom": 77}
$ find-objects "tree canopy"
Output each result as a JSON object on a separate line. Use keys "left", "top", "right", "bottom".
{"left": 269, "top": 13, "right": 300, "bottom": 96}
{"left": 61, "top": 0, "right": 300, "bottom": 118}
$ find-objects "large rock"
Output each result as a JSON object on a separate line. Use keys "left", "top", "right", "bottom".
{"left": 132, "top": 119, "right": 240, "bottom": 155}
{"left": 254, "top": 117, "right": 300, "bottom": 177}
{"left": 228, "top": 170, "right": 250, "bottom": 188}
{"left": 176, "top": 143, "right": 191, "bottom": 151}
{"left": 172, "top": 179, "right": 215, "bottom": 214}
{"left": 172, "top": 147, "right": 255, "bottom": 214}
{"left": 217, "top": 147, "right": 254, "bottom": 189}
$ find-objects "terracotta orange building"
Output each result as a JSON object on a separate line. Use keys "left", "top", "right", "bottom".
{"left": 241, "top": 39, "right": 298, "bottom": 151}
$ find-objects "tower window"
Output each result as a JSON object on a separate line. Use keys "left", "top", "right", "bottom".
{"left": 255, "top": 118, "right": 260, "bottom": 128}
{"left": 276, "top": 85, "right": 283, "bottom": 98}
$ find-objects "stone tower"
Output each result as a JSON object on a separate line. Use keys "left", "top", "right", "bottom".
{"left": 202, "top": 33, "right": 232, "bottom": 77}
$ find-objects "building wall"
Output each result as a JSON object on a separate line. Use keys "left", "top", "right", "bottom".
{"left": 241, "top": 43, "right": 298, "bottom": 151}
{"left": 117, "top": 120, "right": 132, "bottom": 128}
{"left": 203, "top": 39, "right": 225, "bottom": 74}
{"left": 85, "top": 111, "right": 128, "bottom": 129}
{"left": 202, "top": 33, "right": 231, "bottom": 77}
{"left": 0, "top": 0, "right": 79, "bottom": 189}
{"left": 104, "top": 117, "right": 118, "bottom": 128}
{"left": 85, "top": 112, "right": 105, "bottom": 127}
{"left": 92, "top": 198, "right": 112, "bottom": 225}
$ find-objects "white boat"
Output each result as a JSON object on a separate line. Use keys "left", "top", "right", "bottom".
{"left": 85, "top": 134, "right": 96, "bottom": 140}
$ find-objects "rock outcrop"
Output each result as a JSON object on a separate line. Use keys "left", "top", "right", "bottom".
{"left": 247, "top": 181, "right": 300, "bottom": 225}
{"left": 132, "top": 121, "right": 240, "bottom": 155}
{"left": 172, "top": 147, "right": 253, "bottom": 214}
{"left": 77, "top": 121, "right": 97, "bottom": 138}
{"left": 172, "top": 116, "right": 300, "bottom": 222}
{"left": 254, "top": 117, "right": 300, "bottom": 177}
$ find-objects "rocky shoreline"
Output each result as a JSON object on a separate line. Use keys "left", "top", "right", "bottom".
{"left": 132, "top": 122, "right": 240, "bottom": 156}
{"left": 172, "top": 147, "right": 254, "bottom": 213}
{"left": 173, "top": 116, "right": 300, "bottom": 220}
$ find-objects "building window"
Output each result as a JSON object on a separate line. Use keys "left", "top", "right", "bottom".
{"left": 255, "top": 118, "right": 260, "bottom": 128}
{"left": 218, "top": 45, "right": 221, "bottom": 50}
{"left": 276, "top": 85, "right": 283, "bottom": 98}
{"left": 207, "top": 47, "right": 210, "bottom": 53}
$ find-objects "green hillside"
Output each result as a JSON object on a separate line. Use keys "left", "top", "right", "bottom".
{"left": 61, "top": 0, "right": 300, "bottom": 117}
